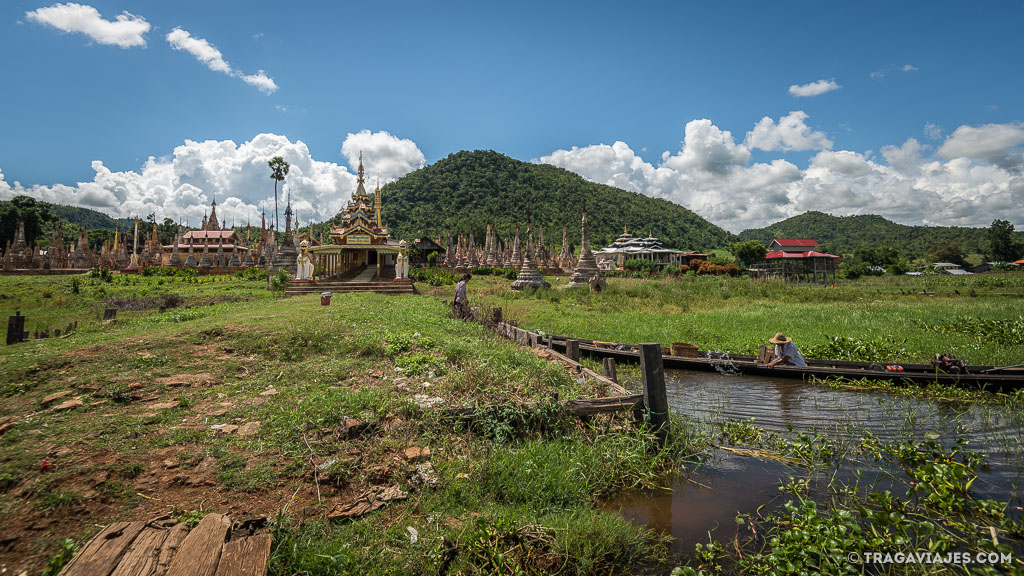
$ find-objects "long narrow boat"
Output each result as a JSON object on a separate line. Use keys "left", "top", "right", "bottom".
{"left": 538, "top": 333, "right": 1024, "bottom": 391}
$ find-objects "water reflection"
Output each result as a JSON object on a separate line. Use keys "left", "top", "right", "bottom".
{"left": 607, "top": 370, "right": 1024, "bottom": 555}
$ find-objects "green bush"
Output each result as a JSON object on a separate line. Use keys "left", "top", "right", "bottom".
{"left": 410, "top": 266, "right": 457, "bottom": 286}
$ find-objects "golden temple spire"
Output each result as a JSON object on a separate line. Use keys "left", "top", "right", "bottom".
{"left": 375, "top": 178, "right": 382, "bottom": 228}
{"left": 354, "top": 151, "right": 368, "bottom": 200}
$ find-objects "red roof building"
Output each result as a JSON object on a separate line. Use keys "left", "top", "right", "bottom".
{"left": 768, "top": 238, "right": 820, "bottom": 252}
{"left": 759, "top": 239, "right": 838, "bottom": 283}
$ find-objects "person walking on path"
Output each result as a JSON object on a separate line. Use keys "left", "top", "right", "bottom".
{"left": 453, "top": 274, "right": 471, "bottom": 320}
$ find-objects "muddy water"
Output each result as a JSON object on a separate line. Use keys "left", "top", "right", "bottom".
{"left": 608, "top": 370, "right": 1024, "bottom": 555}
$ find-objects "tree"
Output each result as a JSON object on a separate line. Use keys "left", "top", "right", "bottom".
{"left": 0, "top": 196, "right": 55, "bottom": 247}
{"left": 853, "top": 246, "right": 900, "bottom": 267}
{"left": 988, "top": 219, "right": 1020, "bottom": 262}
{"left": 158, "top": 218, "right": 178, "bottom": 245}
{"left": 268, "top": 156, "right": 290, "bottom": 233}
{"left": 926, "top": 240, "right": 967, "bottom": 267}
{"left": 729, "top": 240, "right": 767, "bottom": 267}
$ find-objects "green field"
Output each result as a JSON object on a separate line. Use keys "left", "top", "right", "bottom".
{"left": 0, "top": 273, "right": 697, "bottom": 575}
{"left": 1, "top": 272, "right": 1022, "bottom": 574}
{"left": 420, "top": 273, "right": 1024, "bottom": 366}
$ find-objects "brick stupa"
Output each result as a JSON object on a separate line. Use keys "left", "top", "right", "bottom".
{"left": 565, "top": 205, "right": 606, "bottom": 290}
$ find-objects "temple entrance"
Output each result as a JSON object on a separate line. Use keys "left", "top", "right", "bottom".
{"left": 367, "top": 251, "right": 377, "bottom": 266}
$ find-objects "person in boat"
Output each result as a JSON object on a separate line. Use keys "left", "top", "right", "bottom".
{"left": 767, "top": 333, "right": 807, "bottom": 368}
{"left": 452, "top": 273, "right": 471, "bottom": 320}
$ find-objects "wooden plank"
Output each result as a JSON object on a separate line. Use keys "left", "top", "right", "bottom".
{"left": 165, "top": 514, "right": 231, "bottom": 576}
{"left": 60, "top": 521, "right": 147, "bottom": 576}
{"left": 109, "top": 527, "right": 168, "bottom": 576}
{"left": 214, "top": 534, "right": 272, "bottom": 576}
{"left": 155, "top": 523, "right": 190, "bottom": 576}
{"left": 444, "top": 395, "right": 642, "bottom": 419}
{"left": 563, "top": 394, "right": 643, "bottom": 416}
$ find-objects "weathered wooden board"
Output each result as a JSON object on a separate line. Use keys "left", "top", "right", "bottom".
{"left": 165, "top": 514, "right": 231, "bottom": 576}
{"left": 563, "top": 394, "right": 643, "bottom": 416}
{"left": 214, "top": 534, "right": 272, "bottom": 576}
{"left": 109, "top": 526, "right": 168, "bottom": 576}
{"left": 59, "top": 521, "right": 146, "bottom": 576}
{"left": 155, "top": 523, "right": 190, "bottom": 576}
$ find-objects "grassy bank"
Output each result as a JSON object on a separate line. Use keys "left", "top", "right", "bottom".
{"left": 420, "top": 273, "right": 1024, "bottom": 365}
{"left": 0, "top": 274, "right": 698, "bottom": 575}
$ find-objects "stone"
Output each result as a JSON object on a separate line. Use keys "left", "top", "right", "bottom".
{"left": 53, "top": 398, "right": 83, "bottom": 411}
{"left": 163, "top": 458, "right": 179, "bottom": 469}
{"left": 0, "top": 422, "right": 15, "bottom": 436}
{"left": 260, "top": 387, "right": 279, "bottom": 396}
{"left": 211, "top": 424, "right": 239, "bottom": 435}
{"left": 237, "top": 421, "right": 261, "bottom": 437}
{"left": 41, "top": 390, "right": 73, "bottom": 406}
{"left": 327, "top": 485, "right": 408, "bottom": 520}
{"left": 413, "top": 394, "right": 444, "bottom": 409}
{"left": 411, "top": 462, "right": 440, "bottom": 488}
{"left": 206, "top": 408, "right": 230, "bottom": 417}
{"left": 148, "top": 400, "right": 179, "bottom": 410}
{"left": 403, "top": 446, "right": 431, "bottom": 462}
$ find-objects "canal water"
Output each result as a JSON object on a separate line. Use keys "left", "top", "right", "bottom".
{"left": 608, "top": 369, "right": 1024, "bottom": 555}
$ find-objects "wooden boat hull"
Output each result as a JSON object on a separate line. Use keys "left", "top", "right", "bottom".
{"left": 539, "top": 335, "right": 1024, "bottom": 391}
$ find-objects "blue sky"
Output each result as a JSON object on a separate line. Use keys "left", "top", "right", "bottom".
{"left": 1, "top": 1, "right": 1023, "bottom": 232}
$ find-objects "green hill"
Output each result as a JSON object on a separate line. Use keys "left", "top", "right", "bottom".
{"left": 738, "top": 211, "right": 1021, "bottom": 259}
{"left": 376, "top": 150, "right": 736, "bottom": 250}
{"left": 50, "top": 204, "right": 134, "bottom": 231}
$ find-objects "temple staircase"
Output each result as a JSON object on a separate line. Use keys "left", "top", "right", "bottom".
{"left": 284, "top": 266, "right": 414, "bottom": 297}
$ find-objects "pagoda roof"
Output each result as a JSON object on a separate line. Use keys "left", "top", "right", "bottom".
{"left": 184, "top": 230, "right": 237, "bottom": 239}
{"left": 771, "top": 238, "right": 819, "bottom": 247}
{"left": 764, "top": 250, "right": 838, "bottom": 259}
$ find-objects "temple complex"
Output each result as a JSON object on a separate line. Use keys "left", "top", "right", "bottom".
{"left": 594, "top": 227, "right": 707, "bottom": 271}
{"left": 308, "top": 154, "right": 403, "bottom": 280}
{"left": 510, "top": 224, "right": 550, "bottom": 290}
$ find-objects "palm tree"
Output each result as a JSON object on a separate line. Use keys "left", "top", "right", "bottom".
{"left": 268, "top": 156, "right": 290, "bottom": 233}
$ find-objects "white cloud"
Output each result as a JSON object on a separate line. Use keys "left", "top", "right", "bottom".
{"left": 745, "top": 111, "right": 833, "bottom": 152}
{"left": 340, "top": 130, "right": 426, "bottom": 183}
{"left": 788, "top": 79, "right": 840, "bottom": 97}
{"left": 924, "top": 123, "right": 943, "bottom": 140}
{"left": 540, "top": 119, "right": 1024, "bottom": 232}
{"left": 872, "top": 64, "right": 919, "bottom": 80}
{"left": 166, "top": 27, "right": 278, "bottom": 94}
{"left": 0, "top": 131, "right": 424, "bottom": 229}
{"left": 26, "top": 2, "right": 149, "bottom": 48}
{"left": 936, "top": 123, "right": 1024, "bottom": 164}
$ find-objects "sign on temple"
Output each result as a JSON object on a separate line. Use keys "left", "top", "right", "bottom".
{"left": 309, "top": 154, "right": 404, "bottom": 280}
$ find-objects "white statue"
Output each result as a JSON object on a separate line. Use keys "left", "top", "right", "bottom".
{"left": 396, "top": 240, "right": 409, "bottom": 280}
{"left": 296, "top": 240, "right": 314, "bottom": 281}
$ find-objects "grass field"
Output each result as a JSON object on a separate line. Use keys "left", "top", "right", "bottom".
{"left": 0, "top": 273, "right": 698, "bottom": 575}
{"left": 420, "top": 273, "right": 1024, "bottom": 366}
{"left": 1, "top": 271, "right": 1022, "bottom": 574}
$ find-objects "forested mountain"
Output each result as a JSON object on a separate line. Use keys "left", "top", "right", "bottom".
{"left": 738, "top": 211, "right": 1021, "bottom": 259}
{"left": 375, "top": 150, "right": 736, "bottom": 250}
{"left": 50, "top": 204, "right": 135, "bottom": 231}
{"left": 2, "top": 196, "right": 154, "bottom": 250}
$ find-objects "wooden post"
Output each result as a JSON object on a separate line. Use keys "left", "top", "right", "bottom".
{"left": 7, "top": 312, "right": 25, "bottom": 345}
{"left": 492, "top": 307, "right": 502, "bottom": 325}
{"left": 639, "top": 342, "right": 670, "bottom": 444}
{"left": 602, "top": 357, "right": 618, "bottom": 382}
{"left": 566, "top": 339, "right": 580, "bottom": 363}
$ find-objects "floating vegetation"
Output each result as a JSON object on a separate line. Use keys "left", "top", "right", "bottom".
{"left": 922, "top": 315, "right": 1024, "bottom": 346}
